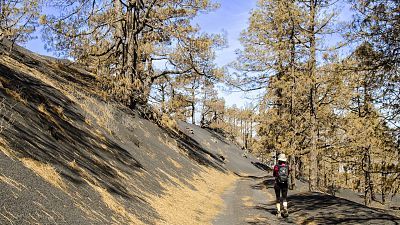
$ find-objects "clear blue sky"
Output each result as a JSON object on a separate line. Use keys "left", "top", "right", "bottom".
{"left": 194, "top": 0, "right": 257, "bottom": 66}
{"left": 194, "top": 0, "right": 258, "bottom": 107}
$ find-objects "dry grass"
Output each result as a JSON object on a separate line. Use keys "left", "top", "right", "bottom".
{"left": 37, "top": 103, "right": 64, "bottom": 131}
{"left": 79, "top": 97, "right": 117, "bottom": 135}
{"left": 53, "top": 104, "right": 69, "bottom": 121}
{"left": 0, "top": 99, "right": 15, "bottom": 134}
{"left": 0, "top": 137, "right": 15, "bottom": 158}
{"left": 4, "top": 87, "right": 27, "bottom": 105}
{"left": 1, "top": 54, "right": 243, "bottom": 224}
{"left": 158, "top": 136, "right": 180, "bottom": 153}
{"left": 68, "top": 160, "right": 143, "bottom": 224}
{"left": 242, "top": 196, "right": 254, "bottom": 207}
{"left": 37, "top": 103, "right": 46, "bottom": 114}
{"left": 20, "top": 158, "right": 67, "bottom": 191}
{"left": 0, "top": 175, "right": 27, "bottom": 191}
{"left": 85, "top": 117, "right": 93, "bottom": 126}
{"left": 160, "top": 114, "right": 178, "bottom": 132}
{"left": 0, "top": 206, "right": 17, "bottom": 225}
{"left": 0, "top": 76, "right": 10, "bottom": 85}
{"left": 87, "top": 182, "right": 144, "bottom": 225}
{"left": 1, "top": 56, "right": 59, "bottom": 91}
{"left": 168, "top": 158, "right": 183, "bottom": 169}
{"left": 148, "top": 167, "right": 238, "bottom": 225}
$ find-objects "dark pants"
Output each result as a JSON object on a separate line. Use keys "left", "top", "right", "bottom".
{"left": 274, "top": 182, "right": 288, "bottom": 203}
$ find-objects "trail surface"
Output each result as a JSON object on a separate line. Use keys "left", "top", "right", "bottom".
{"left": 214, "top": 173, "right": 400, "bottom": 225}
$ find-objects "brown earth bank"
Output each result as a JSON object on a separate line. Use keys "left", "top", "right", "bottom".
{"left": 1, "top": 40, "right": 399, "bottom": 225}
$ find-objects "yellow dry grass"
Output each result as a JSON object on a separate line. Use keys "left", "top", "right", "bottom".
{"left": 158, "top": 136, "right": 180, "bottom": 154}
{"left": 69, "top": 160, "right": 143, "bottom": 224}
{"left": 148, "top": 167, "right": 238, "bottom": 225}
{"left": 87, "top": 182, "right": 144, "bottom": 225}
{"left": 0, "top": 175, "right": 27, "bottom": 191}
{"left": 4, "top": 88, "right": 27, "bottom": 105}
{"left": 20, "top": 158, "right": 67, "bottom": 191}
{"left": 0, "top": 76, "right": 10, "bottom": 85}
{"left": 78, "top": 97, "right": 116, "bottom": 135}
{"left": 1, "top": 56, "right": 59, "bottom": 91}
{"left": 168, "top": 158, "right": 182, "bottom": 169}
{"left": 0, "top": 137, "right": 14, "bottom": 158}
{"left": 53, "top": 105, "right": 69, "bottom": 121}
{"left": 242, "top": 196, "right": 254, "bottom": 207}
{"left": 0, "top": 206, "right": 17, "bottom": 225}
{"left": 160, "top": 114, "right": 178, "bottom": 132}
{"left": 37, "top": 103, "right": 64, "bottom": 131}
{"left": 0, "top": 55, "right": 242, "bottom": 224}
{"left": 37, "top": 103, "right": 46, "bottom": 114}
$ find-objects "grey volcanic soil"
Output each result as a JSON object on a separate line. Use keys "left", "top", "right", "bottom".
{"left": 214, "top": 172, "right": 400, "bottom": 225}
{"left": 1, "top": 39, "right": 399, "bottom": 225}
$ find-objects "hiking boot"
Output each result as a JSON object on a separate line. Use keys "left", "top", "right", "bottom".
{"left": 276, "top": 211, "right": 281, "bottom": 218}
{"left": 282, "top": 209, "right": 289, "bottom": 218}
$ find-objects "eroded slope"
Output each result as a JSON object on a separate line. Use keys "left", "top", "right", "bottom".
{"left": 0, "top": 40, "right": 248, "bottom": 225}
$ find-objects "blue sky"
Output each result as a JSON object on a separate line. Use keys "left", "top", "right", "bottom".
{"left": 194, "top": 0, "right": 257, "bottom": 66}
{"left": 194, "top": 0, "right": 258, "bottom": 107}
{"left": 25, "top": 0, "right": 258, "bottom": 108}
{"left": 24, "top": 0, "right": 353, "bottom": 108}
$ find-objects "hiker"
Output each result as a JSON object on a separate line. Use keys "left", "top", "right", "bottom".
{"left": 273, "top": 153, "right": 289, "bottom": 217}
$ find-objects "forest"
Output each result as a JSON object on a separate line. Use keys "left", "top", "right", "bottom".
{"left": 0, "top": 0, "right": 399, "bottom": 207}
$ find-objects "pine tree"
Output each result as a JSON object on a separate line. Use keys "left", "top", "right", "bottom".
{"left": 0, "top": 0, "right": 41, "bottom": 45}
{"left": 41, "top": 0, "right": 221, "bottom": 107}
{"left": 233, "top": 0, "right": 304, "bottom": 171}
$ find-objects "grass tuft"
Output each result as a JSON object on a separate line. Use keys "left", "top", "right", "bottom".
{"left": 21, "top": 158, "right": 67, "bottom": 191}
{"left": 4, "top": 88, "right": 27, "bottom": 105}
{"left": 160, "top": 114, "right": 178, "bottom": 131}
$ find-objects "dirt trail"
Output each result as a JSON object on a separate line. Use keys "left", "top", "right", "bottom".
{"left": 213, "top": 175, "right": 292, "bottom": 225}
{"left": 214, "top": 174, "right": 400, "bottom": 225}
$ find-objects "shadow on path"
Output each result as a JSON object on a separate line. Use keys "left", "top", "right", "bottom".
{"left": 288, "top": 192, "right": 400, "bottom": 225}
{"left": 246, "top": 176, "right": 400, "bottom": 225}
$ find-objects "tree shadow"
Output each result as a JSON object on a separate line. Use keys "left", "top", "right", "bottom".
{"left": 205, "top": 127, "right": 232, "bottom": 146}
{"left": 0, "top": 41, "right": 237, "bottom": 223}
{"left": 288, "top": 192, "right": 400, "bottom": 224}
{"left": 262, "top": 177, "right": 275, "bottom": 189}
{"left": 0, "top": 62, "right": 145, "bottom": 203}
{"left": 162, "top": 127, "right": 226, "bottom": 172}
{"left": 251, "top": 161, "right": 271, "bottom": 171}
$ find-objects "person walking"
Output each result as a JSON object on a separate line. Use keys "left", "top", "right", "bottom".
{"left": 273, "top": 153, "right": 289, "bottom": 218}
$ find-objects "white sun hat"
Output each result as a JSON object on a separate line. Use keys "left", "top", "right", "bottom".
{"left": 278, "top": 153, "right": 287, "bottom": 162}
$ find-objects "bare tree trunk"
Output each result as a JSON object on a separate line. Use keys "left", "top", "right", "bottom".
{"left": 290, "top": 155, "right": 296, "bottom": 190}
{"left": 191, "top": 82, "right": 196, "bottom": 124}
{"left": 363, "top": 147, "right": 375, "bottom": 206}
{"left": 308, "top": 0, "right": 318, "bottom": 192}
{"left": 381, "top": 170, "right": 387, "bottom": 205}
{"left": 317, "top": 153, "right": 323, "bottom": 188}
{"left": 289, "top": 6, "right": 297, "bottom": 191}
{"left": 161, "top": 84, "right": 166, "bottom": 113}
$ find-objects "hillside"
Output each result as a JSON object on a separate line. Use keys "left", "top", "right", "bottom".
{"left": 0, "top": 39, "right": 263, "bottom": 224}
{"left": 1, "top": 40, "right": 400, "bottom": 225}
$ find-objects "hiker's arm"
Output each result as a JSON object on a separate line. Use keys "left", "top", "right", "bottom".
{"left": 273, "top": 165, "right": 278, "bottom": 177}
